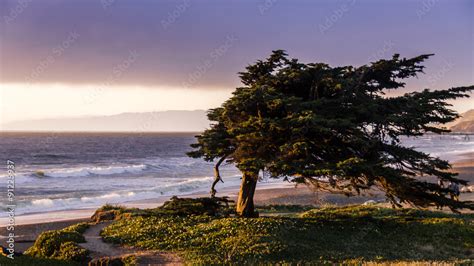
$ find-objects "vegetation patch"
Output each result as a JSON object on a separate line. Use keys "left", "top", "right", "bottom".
{"left": 91, "top": 204, "right": 142, "bottom": 223}
{"left": 256, "top": 204, "right": 314, "bottom": 214}
{"left": 25, "top": 222, "right": 90, "bottom": 262}
{"left": 0, "top": 255, "right": 80, "bottom": 266}
{"left": 156, "top": 196, "right": 234, "bottom": 217}
{"left": 88, "top": 255, "right": 137, "bottom": 266}
{"left": 91, "top": 197, "right": 233, "bottom": 224}
{"left": 300, "top": 205, "right": 461, "bottom": 220}
{"left": 101, "top": 205, "right": 474, "bottom": 264}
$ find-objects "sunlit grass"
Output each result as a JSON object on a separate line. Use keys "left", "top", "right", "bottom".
{"left": 100, "top": 205, "right": 474, "bottom": 264}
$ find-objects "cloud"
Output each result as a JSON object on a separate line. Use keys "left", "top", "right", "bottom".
{"left": 0, "top": 0, "right": 472, "bottom": 91}
{"left": 0, "top": 0, "right": 245, "bottom": 88}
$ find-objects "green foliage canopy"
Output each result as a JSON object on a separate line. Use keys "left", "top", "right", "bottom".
{"left": 188, "top": 50, "right": 474, "bottom": 210}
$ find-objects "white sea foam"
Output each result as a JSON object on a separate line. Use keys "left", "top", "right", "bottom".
{"left": 0, "top": 174, "right": 245, "bottom": 217}
{"left": 0, "top": 164, "right": 149, "bottom": 185}
{"left": 46, "top": 164, "right": 148, "bottom": 178}
{"left": 31, "top": 198, "right": 55, "bottom": 207}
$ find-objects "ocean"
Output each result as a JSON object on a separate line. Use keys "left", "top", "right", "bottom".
{"left": 0, "top": 132, "right": 473, "bottom": 216}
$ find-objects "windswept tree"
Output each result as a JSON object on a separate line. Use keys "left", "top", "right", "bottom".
{"left": 188, "top": 50, "right": 474, "bottom": 217}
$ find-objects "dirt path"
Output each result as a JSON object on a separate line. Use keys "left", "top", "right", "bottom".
{"left": 80, "top": 222, "right": 183, "bottom": 265}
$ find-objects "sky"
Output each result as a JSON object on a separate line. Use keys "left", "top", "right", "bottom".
{"left": 0, "top": 0, "right": 473, "bottom": 127}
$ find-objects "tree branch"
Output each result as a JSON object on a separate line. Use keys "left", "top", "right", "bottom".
{"left": 210, "top": 155, "right": 228, "bottom": 197}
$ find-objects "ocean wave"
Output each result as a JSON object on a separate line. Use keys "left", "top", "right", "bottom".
{"left": 32, "top": 154, "right": 72, "bottom": 159}
{"left": 142, "top": 157, "right": 211, "bottom": 169}
{"left": 4, "top": 175, "right": 242, "bottom": 216}
{"left": 44, "top": 164, "right": 148, "bottom": 178}
{"left": 0, "top": 173, "right": 294, "bottom": 217}
{"left": 0, "top": 156, "right": 231, "bottom": 183}
{"left": 0, "top": 164, "right": 149, "bottom": 184}
{"left": 0, "top": 173, "right": 35, "bottom": 184}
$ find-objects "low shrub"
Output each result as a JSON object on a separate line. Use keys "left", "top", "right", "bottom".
{"left": 88, "top": 255, "right": 136, "bottom": 266}
{"left": 56, "top": 242, "right": 89, "bottom": 262}
{"left": 62, "top": 222, "right": 90, "bottom": 234}
{"left": 25, "top": 223, "right": 89, "bottom": 262}
{"left": 91, "top": 205, "right": 148, "bottom": 223}
{"left": 152, "top": 196, "right": 234, "bottom": 217}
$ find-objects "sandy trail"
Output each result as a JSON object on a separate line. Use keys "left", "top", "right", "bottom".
{"left": 80, "top": 221, "right": 183, "bottom": 265}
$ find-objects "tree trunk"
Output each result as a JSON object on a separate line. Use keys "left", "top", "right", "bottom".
{"left": 236, "top": 172, "right": 258, "bottom": 217}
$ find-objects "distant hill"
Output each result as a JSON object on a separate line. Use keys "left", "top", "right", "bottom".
{"left": 447, "top": 109, "right": 474, "bottom": 133}
{"left": 4, "top": 109, "right": 473, "bottom": 133}
{"left": 1, "top": 110, "right": 209, "bottom": 132}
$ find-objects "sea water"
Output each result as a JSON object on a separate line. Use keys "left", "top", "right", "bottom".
{"left": 0, "top": 132, "right": 472, "bottom": 216}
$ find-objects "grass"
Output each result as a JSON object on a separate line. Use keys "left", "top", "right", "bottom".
{"left": 256, "top": 204, "right": 314, "bottom": 213}
{"left": 100, "top": 204, "right": 474, "bottom": 264}
{"left": 6, "top": 202, "right": 473, "bottom": 265}
{"left": 256, "top": 204, "right": 314, "bottom": 216}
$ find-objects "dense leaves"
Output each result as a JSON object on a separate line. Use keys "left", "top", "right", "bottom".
{"left": 188, "top": 50, "right": 474, "bottom": 211}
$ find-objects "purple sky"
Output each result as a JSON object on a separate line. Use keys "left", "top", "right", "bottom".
{"left": 0, "top": 0, "right": 472, "bottom": 126}
{"left": 1, "top": 0, "right": 472, "bottom": 88}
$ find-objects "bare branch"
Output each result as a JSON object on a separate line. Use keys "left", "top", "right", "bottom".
{"left": 210, "top": 155, "right": 229, "bottom": 197}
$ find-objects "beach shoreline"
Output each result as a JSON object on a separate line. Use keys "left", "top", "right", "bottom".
{"left": 3, "top": 153, "right": 472, "bottom": 227}
{"left": 0, "top": 181, "right": 295, "bottom": 227}
{"left": 3, "top": 154, "right": 473, "bottom": 226}
{"left": 1, "top": 153, "right": 472, "bottom": 252}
